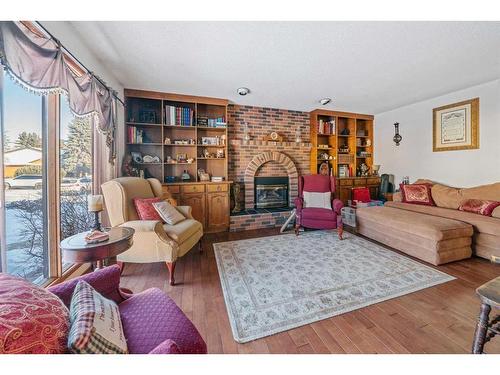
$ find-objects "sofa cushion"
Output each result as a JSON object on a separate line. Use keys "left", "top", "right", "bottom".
{"left": 358, "top": 206, "right": 472, "bottom": 241}
{"left": 431, "top": 184, "right": 462, "bottom": 209}
{"left": 385, "top": 201, "right": 500, "bottom": 237}
{"left": 459, "top": 199, "right": 500, "bottom": 217}
{"left": 0, "top": 273, "right": 70, "bottom": 354}
{"left": 163, "top": 219, "right": 202, "bottom": 244}
{"left": 400, "top": 184, "right": 435, "bottom": 206}
{"left": 68, "top": 281, "right": 128, "bottom": 354}
{"left": 133, "top": 197, "right": 163, "bottom": 221}
{"left": 119, "top": 288, "right": 207, "bottom": 354}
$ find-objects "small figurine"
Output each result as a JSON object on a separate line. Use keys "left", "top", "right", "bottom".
{"left": 357, "top": 162, "right": 369, "bottom": 177}
{"left": 319, "top": 162, "right": 329, "bottom": 176}
{"left": 122, "top": 154, "right": 139, "bottom": 177}
{"left": 181, "top": 170, "right": 191, "bottom": 181}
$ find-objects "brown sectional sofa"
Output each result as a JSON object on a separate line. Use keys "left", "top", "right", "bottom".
{"left": 356, "top": 180, "right": 500, "bottom": 265}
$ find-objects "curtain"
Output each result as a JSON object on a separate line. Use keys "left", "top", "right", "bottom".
{"left": 0, "top": 21, "right": 118, "bottom": 164}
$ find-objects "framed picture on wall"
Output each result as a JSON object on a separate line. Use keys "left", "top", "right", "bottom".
{"left": 433, "top": 98, "right": 479, "bottom": 152}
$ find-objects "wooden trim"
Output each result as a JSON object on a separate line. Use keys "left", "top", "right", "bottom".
{"left": 124, "top": 88, "right": 229, "bottom": 106}
{"left": 47, "top": 95, "right": 62, "bottom": 278}
{"left": 45, "top": 263, "right": 92, "bottom": 287}
{"left": 432, "top": 97, "right": 479, "bottom": 152}
{"left": 310, "top": 109, "right": 374, "bottom": 120}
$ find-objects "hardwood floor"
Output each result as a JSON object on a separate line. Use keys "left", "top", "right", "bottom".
{"left": 119, "top": 228, "right": 500, "bottom": 354}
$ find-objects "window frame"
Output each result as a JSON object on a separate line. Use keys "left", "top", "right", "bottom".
{"left": 0, "top": 77, "right": 94, "bottom": 285}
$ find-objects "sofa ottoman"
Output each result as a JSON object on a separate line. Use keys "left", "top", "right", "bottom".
{"left": 356, "top": 206, "right": 473, "bottom": 265}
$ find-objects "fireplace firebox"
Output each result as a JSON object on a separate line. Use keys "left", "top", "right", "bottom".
{"left": 254, "top": 176, "right": 289, "bottom": 209}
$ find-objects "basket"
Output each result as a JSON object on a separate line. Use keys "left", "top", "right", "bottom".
{"left": 341, "top": 207, "right": 356, "bottom": 228}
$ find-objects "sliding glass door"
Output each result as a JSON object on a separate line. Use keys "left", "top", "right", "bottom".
{"left": 1, "top": 73, "right": 49, "bottom": 283}
{"left": 0, "top": 72, "right": 94, "bottom": 284}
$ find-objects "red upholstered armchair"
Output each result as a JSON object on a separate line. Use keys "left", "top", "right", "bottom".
{"left": 294, "top": 175, "right": 344, "bottom": 239}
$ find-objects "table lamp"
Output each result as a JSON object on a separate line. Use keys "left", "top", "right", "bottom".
{"left": 372, "top": 164, "right": 380, "bottom": 176}
{"left": 88, "top": 194, "right": 104, "bottom": 232}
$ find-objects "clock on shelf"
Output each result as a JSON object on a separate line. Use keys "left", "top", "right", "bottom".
{"left": 264, "top": 131, "right": 283, "bottom": 142}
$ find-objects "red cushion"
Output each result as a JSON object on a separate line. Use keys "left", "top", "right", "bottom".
{"left": 459, "top": 199, "right": 500, "bottom": 216}
{"left": 400, "top": 184, "right": 435, "bottom": 206}
{"left": 352, "top": 187, "right": 371, "bottom": 203}
{"left": 0, "top": 274, "right": 70, "bottom": 354}
{"left": 301, "top": 207, "right": 336, "bottom": 221}
{"left": 133, "top": 197, "right": 163, "bottom": 221}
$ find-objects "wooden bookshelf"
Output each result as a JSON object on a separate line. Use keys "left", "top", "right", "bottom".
{"left": 310, "top": 109, "right": 374, "bottom": 178}
{"left": 124, "top": 89, "right": 229, "bottom": 184}
{"left": 124, "top": 89, "right": 231, "bottom": 233}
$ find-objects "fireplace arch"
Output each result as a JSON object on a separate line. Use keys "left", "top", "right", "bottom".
{"left": 243, "top": 151, "right": 298, "bottom": 209}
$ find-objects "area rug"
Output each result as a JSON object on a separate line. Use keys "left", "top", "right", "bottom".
{"left": 213, "top": 231, "right": 455, "bottom": 343}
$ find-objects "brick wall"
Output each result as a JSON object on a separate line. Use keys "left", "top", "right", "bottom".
{"left": 227, "top": 105, "right": 311, "bottom": 209}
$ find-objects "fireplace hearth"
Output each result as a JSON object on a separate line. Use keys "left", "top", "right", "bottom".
{"left": 254, "top": 176, "right": 289, "bottom": 209}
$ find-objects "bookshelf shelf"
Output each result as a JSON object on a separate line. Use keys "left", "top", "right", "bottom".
{"left": 125, "top": 89, "right": 229, "bottom": 183}
{"left": 310, "top": 109, "right": 374, "bottom": 178}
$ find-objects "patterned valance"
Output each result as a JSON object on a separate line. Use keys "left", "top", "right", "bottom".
{"left": 0, "top": 21, "right": 118, "bottom": 162}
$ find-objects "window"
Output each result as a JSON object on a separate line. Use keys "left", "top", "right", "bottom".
{"left": 1, "top": 73, "right": 48, "bottom": 284}
{"left": 59, "top": 99, "right": 93, "bottom": 271}
{"left": 0, "top": 72, "right": 95, "bottom": 283}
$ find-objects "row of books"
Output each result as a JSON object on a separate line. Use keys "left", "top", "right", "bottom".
{"left": 338, "top": 165, "right": 354, "bottom": 178}
{"left": 128, "top": 126, "right": 145, "bottom": 144}
{"left": 197, "top": 116, "right": 226, "bottom": 128}
{"left": 317, "top": 119, "right": 336, "bottom": 135}
{"left": 165, "top": 106, "right": 195, "bottom": 126}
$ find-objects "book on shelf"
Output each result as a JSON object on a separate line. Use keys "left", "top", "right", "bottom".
{"left": 165, "top": 105, "right": 194, "bottom": 126}
{"left": 317, "top": 119, "right": 335, "bottom": 135}
{"left": 128, "top": 126, "right": 145, "bottom": 144}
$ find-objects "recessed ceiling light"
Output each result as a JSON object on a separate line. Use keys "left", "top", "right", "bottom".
{"left": 320, "top": 98, "right": 332, "bottom": 105}
{"left": 237, "top": 87, "right": 250, "bottom": 96}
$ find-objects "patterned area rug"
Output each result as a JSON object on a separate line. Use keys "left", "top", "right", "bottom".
{"left": 213, "top": 231, "right": 455, "bottom": 343}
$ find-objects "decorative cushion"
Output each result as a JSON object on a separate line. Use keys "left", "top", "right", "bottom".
{"left": 352, "top": 187, "right": 371, "bottom": 203}
{"left": 492, "top": 206, "right": 500, "bottom": 219}
{"left": 68, "top": 281, "right": 128, "bottom": 354}
{"left": 458, "top": 199, "right": 500, "bottom": 217}
{"left": 153, "top": 200, "right": 186, "bottom": 225}
{"left": 431, "top": 184, "right": 462, "bottom": 209}
{"left": 303, "top": 191, "right": 331, "bottom": 209}
{"left": 400, "top": 184, "right": 435, "bottom": 206}
{"left": 133, "top": 197, "right": 163, "bottom": 221}
{"left": 119, "top": 288, "right": 207, "bottom": 354}
{"left": 0, "top": 273, "right": 70, "bottom": 354}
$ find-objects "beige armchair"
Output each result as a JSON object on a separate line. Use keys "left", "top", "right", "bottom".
{"left": 101, "top": 177, "right": 203, "bottom": 285}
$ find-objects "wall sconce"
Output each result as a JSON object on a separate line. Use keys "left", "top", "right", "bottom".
{"left": 393, "top": 122, "right": 402, "bottom": 146}
{"left": 295, "top": 126, "right": 302, "bottom": 145}
{"left": 243, "top": 122, "right": 250, "bottom": 145}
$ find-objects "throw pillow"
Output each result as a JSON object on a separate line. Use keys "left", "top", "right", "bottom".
{"left": 153, "top": 200, "right": 186, "bottom": 225}
{"left": 492, "top": 206, "right": 500, "bottom": 219}
{"left": 431, "top": 184, "right": 462, "bottom": 209}
{"left": 400, "top": 184, "right": 435, "bottom": 206}
{"left": 0, "top": 274, "right": 70, "bottom": 354}
{"left": 303, "top": 191, "right": 331, "bottom": 209}
{"left": 133, "top": 197, "right": 163, "bottom": 221}
{"left": 68, "top": 281, "right": 128, "bottom": 354}
{"left": 458, "top": 199, "right": 500, "bottom": 217}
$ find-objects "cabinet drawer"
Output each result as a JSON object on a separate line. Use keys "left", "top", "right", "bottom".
{"left": 354, "top": 179, "right": 367, "bottom": 186}
{"left": 339, "top": 179, "right": 353, "bottom": 186}
{"left": 207, "top": 184, "right": 228, "bottom": 193}
{"left": 164, "top": 185, "right": 180, "bottom": 194}
{"left": 367, "top": 178, "right": 380, "bottom": 185}
{"left": 181, "top": 184, "right": 205, "bottom": 194}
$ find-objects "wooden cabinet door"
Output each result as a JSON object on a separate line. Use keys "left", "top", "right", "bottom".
{"left": 207, "top": 193, "right": 229, "bottom": 232}
{"left": 338, "top": 186, "right": 351, "bottom": 205}
{"left": 180, "top": 193, "right": 206, "bottom": 228}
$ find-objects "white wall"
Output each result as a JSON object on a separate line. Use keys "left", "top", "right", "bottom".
{"left": 40, "top": 22, "right": 126, "bottom": 167}
{"left": 374, "top": 79, "right": 500, "bottom": 188}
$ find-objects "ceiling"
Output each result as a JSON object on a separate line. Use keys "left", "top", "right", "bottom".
{"left": 62, "top": 21, "right": 500, "bottom": 114}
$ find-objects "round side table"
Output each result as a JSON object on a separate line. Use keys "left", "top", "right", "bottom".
{"left": 61, "top": 227, "right": 134, "bottom": 269}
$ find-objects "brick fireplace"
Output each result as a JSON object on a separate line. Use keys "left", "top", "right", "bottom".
{"left": 244, "top": 151, "right": 298, "bottom": 209}
{"left": 227, "top": 104, "right": 311, "bottom": 230}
